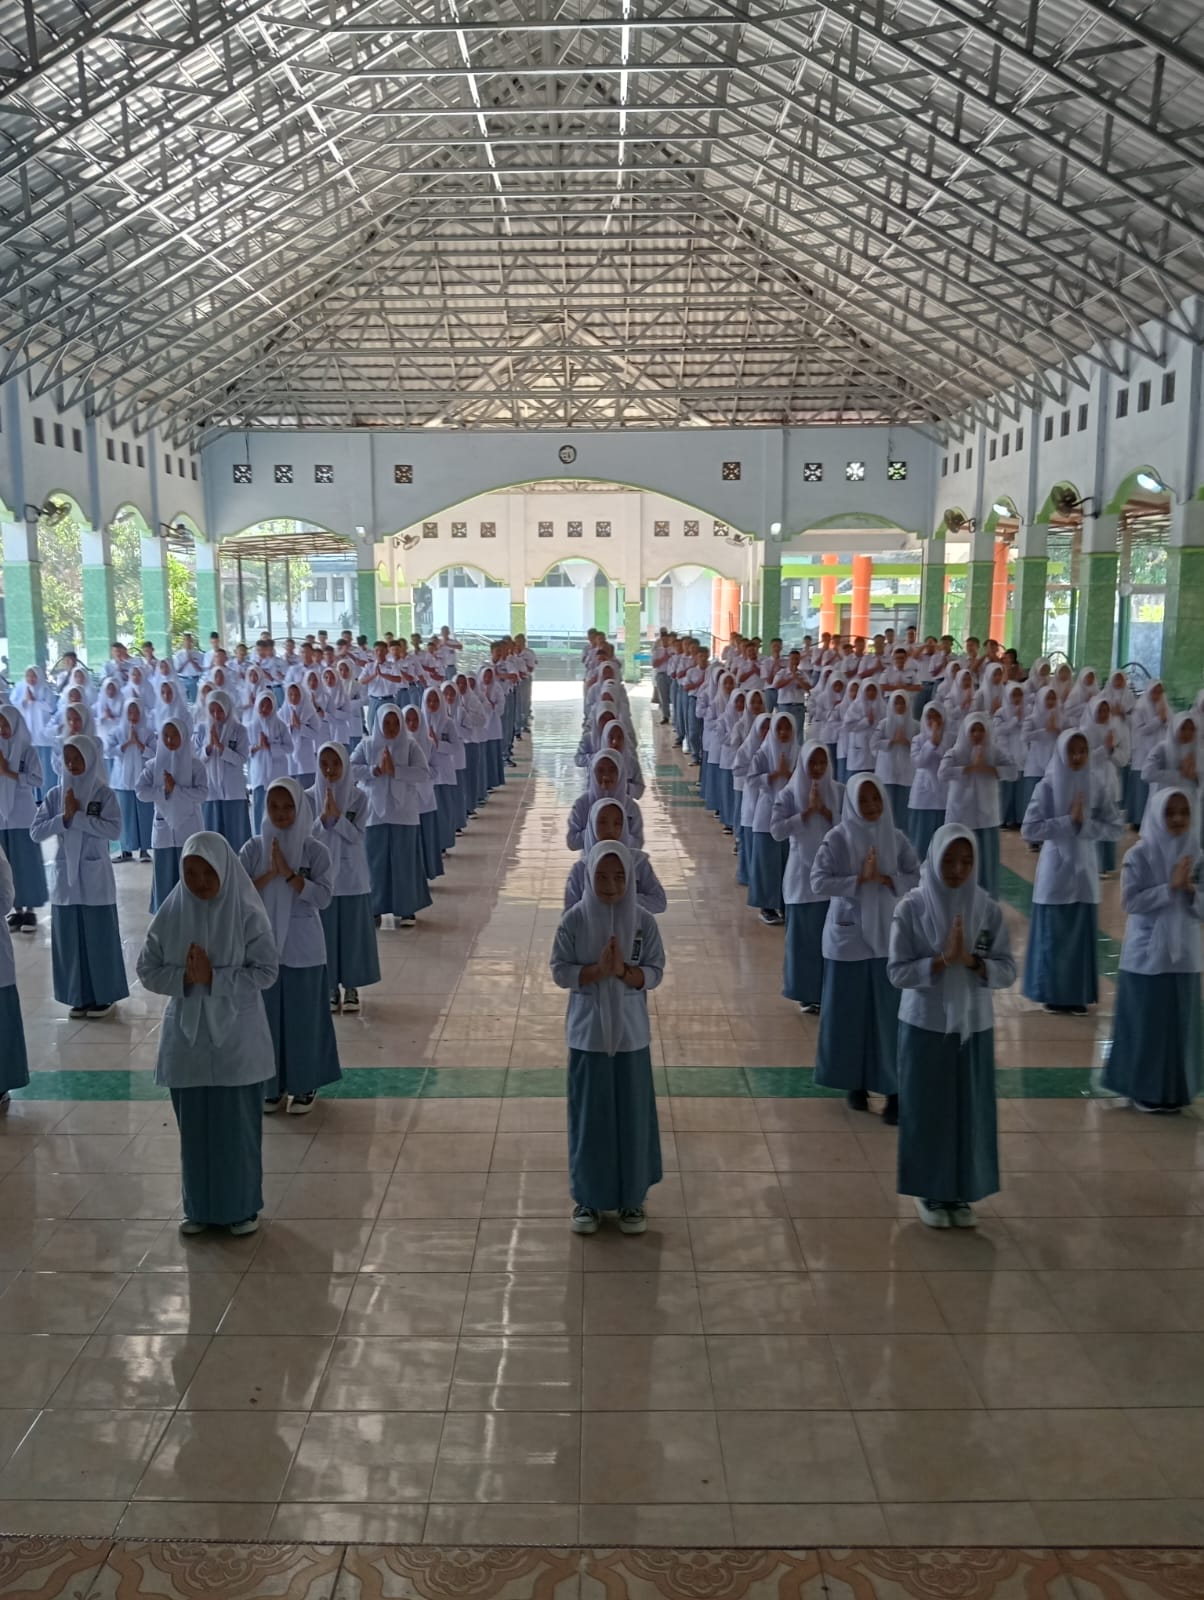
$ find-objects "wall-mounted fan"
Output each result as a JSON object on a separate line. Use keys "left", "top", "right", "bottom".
{"left": 1050, "top": 484, "right": 1082, "bottom": 517}
{"left": 393, "top": 533, "right": 422, "bottom": 551}
{"left": 943, "top": 508, "right": 968, "bottom": 533}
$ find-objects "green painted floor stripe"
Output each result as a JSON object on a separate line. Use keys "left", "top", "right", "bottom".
{"left": 11, "top": 1063, "right": 1105, "bottom": 1102}
{"left": 999, "top": 863, "right": 1122, "bottom": 977}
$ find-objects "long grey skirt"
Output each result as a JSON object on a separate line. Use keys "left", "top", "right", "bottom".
{"left": 116, "top": 788, "right": 153, "bottom": 853}
{"left": 1023, "top": 901, "right": 1098, "bottom": 1007}
{"left": 320, "top": 894, "right": 382, "bottom": 990}
{"left": 150, "top": 846, "right": 181, "bottom": 913}
{"left": 568, "top": 1045, "right": 663, "bottom": 1213}
{"left": 885, "top": 783, "right": 909, "bottom": 831}
{"left": 365, "top": 823, "right": 432, "bottom": 919}
{"left": 1103, "top": 969, "right": 1201, "bottom": 1109}
{"left": 262, "top": 965, "right": 342, "bottom": 1098}
{"left": 51, "top": 903, "right": 130, "bottom": 1010}
{"left": 172, "top": 1082, "right": 265, "bottom": 1227}
{"left": 203, "top": 798, "right": 251, "bottom": 852}
{"left": 465, "top": 743, "right": 486, "bottom": 811}
{"left": 974, "top": 826, "right": 1000, "bottom": 898}
{"left": 907, "top": 807, "right": 943, "bottom": 863}
{"left": 0, "top": 827, "right": 47, "bottom": 906}
{"left": 896, "top": 1021, "right": 999, "bottom": 1204}
{"left": 485, "top": 738, "right": 505, "bottom": 791}
{"left": 435, "top": 783, "right": 458, "bottom": 851}
{"left": 736, "top": 824, "right": 751, "bottom": 888}
{"left": 815, "top": 957, "right": 900, "bottom": 1095}
{"left": 747, "top": 831, "right": 787, "bottom": 912}
{"left": 1000, "top": 777, "right": 1025, "bottom": 829}
{"left": 783, "top": 900, "right": 826, "bottom": 1008}
{"left": 0, "top": 985, "right": 30, "bottom": 1091}
{"left": 420, "top": 807, "right": 444, "bottom": 881}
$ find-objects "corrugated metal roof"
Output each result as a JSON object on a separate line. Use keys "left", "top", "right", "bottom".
{"left": 0, "top": 0, "right": 1202, "bottom": 438}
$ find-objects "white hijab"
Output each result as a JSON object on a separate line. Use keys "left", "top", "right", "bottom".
{"left": 578, "top": 840, "right": 639, "bottom": 1056}
{"left": 59, "top": 733, "right": 104, "bottom": 888}
{"left": 361, "top": 702, "right": 416, "bottom": 820}
{"left": 915, "top": 824, "right": 989, "bottom": 1042}
{"left": 786, "top": 738, "right": 839, "bottom": 814}
{"left": 0, "top": 706, "right": 33, "bottom": 825}
{"left": 950, "top": 709, "right": 998, "bottom": 768}
{"left": 149, "top": 832, "right": 269, "bottom": 1045}
{"left": 1134, "top": 787, "right": 1201, "bottom": 971}
{"left": 259, "top": 776, "right": 312, "bottom": 949}
{"left": 840, "top": 772, "right": 899, "bottom": 952}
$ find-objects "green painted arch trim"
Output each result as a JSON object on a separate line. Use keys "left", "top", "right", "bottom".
{"left": 1034, "top": 481, "right": 1084, "bottom": 525}
{"left": 1106, "top": 465, "right": 1171, "bottom": 516}
{"left": 380, "top": 475, "right": 749, "bottom": 538}
{"left": 983, "top": 496, "right": 1018, "bottom": 535}
{"left": 409, "top": 559, "right": 512, "bottom": 588}
{"left": 644, "top": 561, "right": 725, "bottom": 583}
{"left": 530, "top": 554, "right": 621, "bottom": 585}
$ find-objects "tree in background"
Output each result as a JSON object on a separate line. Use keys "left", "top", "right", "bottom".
{"left": 37, "top": 509, "right": 85, "bottom": 660}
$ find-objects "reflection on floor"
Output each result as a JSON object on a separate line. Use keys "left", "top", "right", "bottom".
{"left": 0, "top": 683, "right": 1201, "bottom": 1555}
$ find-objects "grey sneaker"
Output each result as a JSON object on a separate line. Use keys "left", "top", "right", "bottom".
{"left": 915, "top": 1198, "right": 951, "bottom": 1229}
{"left": 179, "top": 1220, "right": 207, "bottom": 1236}
{"left": 571, "top": 1204, "right": 600, "bottom": 1235}
{"left": 229, "top": 1217, "right": 260, "bottom": 1236}
{"left": 949, "top": 1202, "right": 978, "bottom": 1229}
{"left": 618, "top": 1208, "right": 647, "bottom": 1235}
{"left": 342, "top": 989, "right": 361, "bottom": 1012}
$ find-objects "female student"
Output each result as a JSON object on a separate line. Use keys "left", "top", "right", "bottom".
{"left": 0, "top": 844, "right": 30, "bottom": 1105}
{"left": 746, "top": 710, "right": 798, "bottom": 925}
{"left": 198, "top": 690, "right": 252, "bottom": 850}
{"left": 0, "top": 704, "right": 48, "bottom": 934}
{"left": 551, "top": 840, "right": 665, "bottom": 1236}
{"left": 476, "top": 666, "right": 506, "bottom": 791}
{"left": 421, "top": 686, "right": 462, "bottom": 854}
{"left": 1022, "top": 728, "right": 1124, "bottom": 1014}
{"left": 939, "top": 710, "right": 1002, "bottom": 896}
{"left": 155, "top": 678, "right": 191, "bottom": 736}
{"left": 440, "top": 682, "right": 473, "bottom": 833}
{"left": 1084, "top": 694, "right": 1127, "bottom": 877}
{"left": 874, "top": 690, "right": 915, "bottom": 829}
{"left": 1130, "top": 680, "right": 1170, "bottom": 826}
{"left": 455, "top": 673, "right": 490, "bottom": 813}
{"left": 240, "top": 777, "right": 340, "bottom": 1112}
{"left": 1102, "top": 787, "right": 1202, "bottom": 1113}
{"left": 601, "top": 721, "right": 645, "bottom": 802}
{"left": 284, "top": 682, "right": 321, "bottom": 788}
{"left": 31, "top": 733, "right": 129, "bottom": 1019}
{"left": 312, "top": 742, "right": 380, "bottom": 1013}
{"left": 889, "top": 824, "right": 1016, "bottom": 1229}
{"left": 97, "top": 678, "right": 124, "bottom": 753}
{"left": 1023, "top": 685, "right": 1063, "bottom": 815}
{"left": 15, "top": 668, "right": 56, "bottom": 799}
{"left": 136, "top": 716, "right": 209, "bottom": 911}
{"left": 564, "top": 798, "right": 667, "bottom": 913}
{"left": 110, "top": 699, "right": 156, "bottom": 862}
{"left": 137, "top": 833, "right": 279, "bottom": 1233}
{"left": 907, "top": 703, "right": 949, "bottom": 862}
{"left": 771, "top": 739, "right": 842, "bottom": 1014}
{"left": 834, "top": 677, "right": 860, "bottom": 783}
{"left": 248, "top": 691, "right": 293, "bottom": 833}
{"left": 715, "top": 687, "right": 749, "bottom": 834}
{"left": 403, "top": 704, "right": 444, "bottom": 883}
{"left": 843, "top": 680, "right": 882, "bottom": 779}
{"left": 993, "top": 683, "right": 1028, "bottom": 829}
{"left": 733, "top": 712, "right": 770, "bottom": 888}
{"left": 354, "top": 704, "right": 432, "bottom": 929}
{"left": 810, "top": 772, "right": 919, "bottom": 1122}
{"left": 566, "top": 751, "right": 645, "bottom": 851}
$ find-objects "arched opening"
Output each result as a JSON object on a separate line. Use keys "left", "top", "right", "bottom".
{"left": 219, "top": 521, "right": 358, "bottom": 644}
{"left": 32, "top": 492, "right": 88, "bottom": 666}
{"left": 645, "top": 564, "right": 721, "bottom": 636}
{"left": 109, "top": 505, "right": 153, "bottom": 648}
{"left": 413, "top": 564, "right": 510, "bottom": 642}
{"left": 1114, "top": 470, "right": 1171, "bottom": 676}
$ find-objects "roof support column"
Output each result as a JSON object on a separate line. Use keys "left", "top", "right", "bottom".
{"left": 80, "top": 526, "right": 116, "bottom": 672}
{"left": 2, "top": 518, "right": 47, "bottom": 671}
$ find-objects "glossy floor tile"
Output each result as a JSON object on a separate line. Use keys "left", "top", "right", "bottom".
{"left": 0, "top": 684, "right": 1200, "bottom": 1546}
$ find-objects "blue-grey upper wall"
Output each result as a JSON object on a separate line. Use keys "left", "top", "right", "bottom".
{"left": 201, "top": 425, "right": 939, "bottom": 546}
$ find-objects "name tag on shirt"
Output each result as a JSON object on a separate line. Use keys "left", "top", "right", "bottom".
{"left": 86, "top": 800, "right": 103, "bottom": 818}
{"left": 974, "top": 929, "right": 993, "bottom": 957}
{"left": 631, "top": 932, "right": 643, "bottom": 965}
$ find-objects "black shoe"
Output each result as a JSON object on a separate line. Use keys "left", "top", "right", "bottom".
{"left": 847, "top": 1089, "right": 869, "bottom": 1113}
{"left": 19, "top": 911, "right": 36, "bottom": 934}
{"left": 139, "top": 850, "right": 151, "bottom": 863}
{"left": 4, "top": 912, "right": 18, "bottom": 933}
{"left": 882, "top": 1094, "right": 899, "bottom": 1127}
{"left": 117, "top": 852, "right": 133, "bottom": 862}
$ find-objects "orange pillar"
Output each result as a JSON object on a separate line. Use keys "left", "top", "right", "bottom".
{"left": 990, "top": 538, "right": 1010, "bottom": 645}
{"left": 851, "top": 554, "right": 872, "bottom": 640}
{"left": 820, "top": 552, "right": 838, "bottom": 636}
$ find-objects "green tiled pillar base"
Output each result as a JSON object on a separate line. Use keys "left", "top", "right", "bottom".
{"left": 623, "top": 600, "right": 642, "bottom": 682}
{"left": 593, "top": 582, "right": 610, "bottom": 635}
{"left": 396, "top": 602, "right": 413, "bottom": 639}
{"left": 509, "top": 600, "right": 526, "bottom": 637}
{"left": 920, "top": 550, "right": 945, "bottom": 638}
{"left": 141, "top": 548, "right": 171, "bottom": 655}
{"left": 744, "top": 601, "right": 760, "bottom": 639}
{"left": 1012, "top": 556, "right": 1047, "bottom": 665}
{"left": 965, "top": 560, "right": 993, "bottom": 643}
{"left": 195, "top": 564, "right": 220, "bottom": 643}
{"left": 1074, "top": 551, "right": 1118, "bottom": 671}
{"left": 82, "top": 564, "right": 117, "bottom": 671}
{"left": 760, "top": 564, "right": 782, "bottom": 642}
{"left": 356, "top": 570, "right": 379, "bottom": 638}
{"left": 3, "top": 560, "right": 47, "bottom": 668}
{"left": 1163, "top": 546, "right": 1204, "bottom": 707}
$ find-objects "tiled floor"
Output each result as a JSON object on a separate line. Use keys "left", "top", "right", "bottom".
{"left": 0, "top": 683, "right": 1201, "bottom": 1550}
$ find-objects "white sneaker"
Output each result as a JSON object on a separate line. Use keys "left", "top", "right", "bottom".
{"left": 618, "top": 1208, "right": 647, "bottom": 1235}
{"left": 341, "top": 989, "right": 360, "bottom": 1013}
{"left": 263, "top": 1095, "right": 285, "bottom": 1115}
{"left": 399, "top": 916, "right": 417, "bottom": 929}
{"left": 914, "top": 1198, "right": 951, "bottom": 1229}
{"left": 179, "top": 1220, "right": 207, "bottom": 1236}
{"left": 229, "top": 1217, "right": 260, "bottom": 1236}
{"left": 287, "top": 1093, "right": 317, "bottom": 1116}
{"left": 949, "top": 1202, "right": 977, "bottom": 1228}
{"left": 84, "top": 1004, "right": 115, "bottom": 1019}
{"left": 571, "top": 1204, "right": 600, "bottom": 1234}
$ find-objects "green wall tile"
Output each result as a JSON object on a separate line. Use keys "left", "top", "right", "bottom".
{"left": 623, "top": 600, "right": 642, "bottom": 682}
{"left": 965, "top": 559, "right": 994, "bottom": 644}
{"left": 1074, "top": 550, "right": 1118, "bottom": 671}
{"left": 195, "top": 565, "right": 221, "bottom": 643}
{"left": 82, "top": 563, "right": 117, "bottom": 670}
{"left": 920, "top": 550, "right": 945, "bottom": 639}
{"left": 141, "top": 559, "right": 172, "bottom": 655}
{"left": 3, "top": 560, "right": 47, "bottom": 668}
{"left": 356, "top": 569, "right": 380, "bottom": 638}
{"left": 1012, "top": 556, "right": 1047, "bottom": 665}
{"left": 510, "top": 600, "right": 527, "bottom": 637}
{"left": 760, "top": 565, "right": 782, "bottom": 643}
{"left": 1163, "top": 547, "right": 1204, "bottom": 707}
